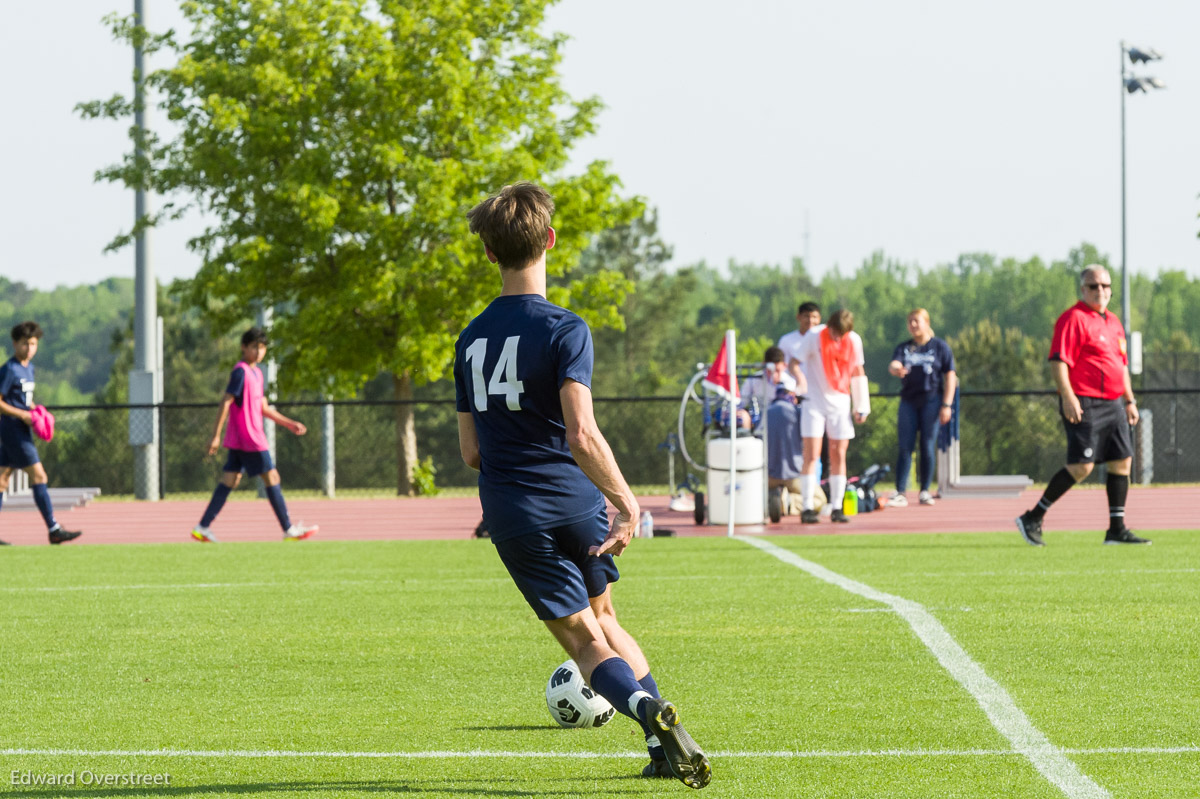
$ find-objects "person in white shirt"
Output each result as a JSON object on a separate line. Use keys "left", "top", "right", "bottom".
{"left": 737, "top": 346, "right": 796, "bottom": 430}
{"left": 791, "top": 309, "right": 870, "bottom": 524}
{"left": 777, "top": 301, "right": 821, "bottom": 388}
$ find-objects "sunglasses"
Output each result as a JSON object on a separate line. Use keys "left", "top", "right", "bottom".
{"left": 1085, "top": 283, "right": 1112, "bottom": 290}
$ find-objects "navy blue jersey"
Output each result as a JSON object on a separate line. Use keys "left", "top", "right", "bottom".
{"left": 224, "top": 364, "right": 261, "bottom": 406}
{"left": 0, "top": 357, "right": 35, "bottom": 440}
{"left": 454, "top": 294, "right": 605, "bottom": 542}
{"left": 892, "top": 337, "right": 956, "bottom": 400}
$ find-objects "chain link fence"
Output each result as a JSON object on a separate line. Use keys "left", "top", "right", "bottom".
{"left": 32, "top": 388, "right": 1200, "bottom": 497}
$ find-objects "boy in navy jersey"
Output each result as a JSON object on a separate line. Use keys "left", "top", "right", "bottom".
{"left": 455, "top": 183, "right": 710, "bottom": 789}
{"left": 0, "top": 321, "right": 82, "bottom": 546}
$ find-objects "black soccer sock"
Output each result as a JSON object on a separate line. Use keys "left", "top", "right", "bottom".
{"left": 1106, "top": 473, "right": 1129, "bottom": 532}
{"left": 1031, "top": 468, "right": 1077, "bottom": 520}
{"left": 200, "top": 483, "right": 232, "bottom": 527}
{"left": 638, "top": 672, "right": 666, "bottom": 758}
{"left": 31, "top": 484, "right": 58, "bottom": 531}
{"left": 265, "top": 484, "right": 291, "bottom": 531}
{"left": 590, "top": 657, "right": 653, "bottom": 729}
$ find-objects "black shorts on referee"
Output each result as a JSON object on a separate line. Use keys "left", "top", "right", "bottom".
{"left": 1061, "top": 396, "right": 1133, "bottom": 464}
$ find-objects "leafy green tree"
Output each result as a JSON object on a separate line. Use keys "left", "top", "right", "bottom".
{"left": 79, "top": 0, "right": 640, "bottom": 493}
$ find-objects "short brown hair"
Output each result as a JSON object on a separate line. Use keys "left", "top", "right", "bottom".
{"left": 828, "top": 309, "right": 854, "bottom": 336}
{"left": 11, "top": 321, "right": 43, "bottom": 342}
{"left": 466, "top": 182, "right": 555, "bottom": 269}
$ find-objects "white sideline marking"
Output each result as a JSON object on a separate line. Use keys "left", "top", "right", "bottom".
{"left": 1, "top": 745, "right": 1195, "bottom": 760}
{"left": 735, "top": 535, "right": 1111, "bottom": 799}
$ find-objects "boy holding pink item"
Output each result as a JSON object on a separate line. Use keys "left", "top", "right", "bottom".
{"left": 192, "top": 327, "right": 317, "bottom": 543}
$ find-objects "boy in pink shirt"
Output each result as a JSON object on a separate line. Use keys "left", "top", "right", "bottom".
{"left": 192, "top": 328, "right": 317, "bottom": 542}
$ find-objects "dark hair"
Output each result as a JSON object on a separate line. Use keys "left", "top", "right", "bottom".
{"left": 828, "top": 309, "right": 854, "bottom": 335}
{"left": 797, "top": 301, "right": 821, "bottom": 316}
{"left": 241, "top": 327, "right": 268, "bottom": 347}
{"left": 11, "top": 321, "right": 43, "bottom": 342}
{"left": 763, "top": 346, "right": 785, "bottom": 364}
{"left": 466, "top": 182, "right": 555, "bottom": 269}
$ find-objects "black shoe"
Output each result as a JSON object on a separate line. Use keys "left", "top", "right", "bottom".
{"left": 0, "top": 539, "right": 10, "bottom": 546}
{"left": 1104, "top": 527, "right": 1151, "bottom": 545}
{"left": 641, "top": 758, "right": 674, "bottom": 779}
{"left": 800, "top": 509, "right": 819, "bottom": 524}
{"left": 641, "top": 698, "right": 711, "bottom": 790}
{"left": 1015, "top": 512, "right": 1044, "bottom": 547}
{"left": 767, "top": 487, "right": 783, "bottom": 523}
{"left": 48, "top": 527, "right": 82, "bottom": 545}
{"left": 830, "top": 509, "right": 850, "bottom": 523}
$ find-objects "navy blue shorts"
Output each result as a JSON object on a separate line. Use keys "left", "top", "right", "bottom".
{"left": 0, "top": 429, "right": 39, "bottom": 469}
{"left": 493, "top": 510, "right": 620, "bottom": 621}
{"left": 222, "top": 448, "right": 274, "bottom": 476}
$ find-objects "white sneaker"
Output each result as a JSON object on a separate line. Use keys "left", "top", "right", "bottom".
{"left": 191, "top": 525, "right": 218, "bottom": 543}
{"left": 886, "top": 493, "right": 908, "bottom": 508}
{"left": 919, "top": 491, "right": 935, "bottom": 506}
{"left": 668, "top": 491, "right": 695, "bottom": 512}
{"left": 284, "top": 522, "right": 319, "bottom": 541}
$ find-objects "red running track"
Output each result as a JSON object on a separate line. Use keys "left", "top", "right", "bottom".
{"left": 0, "top": 487, "right": 1194, "bottom": 546}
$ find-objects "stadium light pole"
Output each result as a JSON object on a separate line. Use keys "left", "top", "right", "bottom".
{"left": 1119, "top": 41, "right": 1165, "bottom": 336}
{"left": 129, "top": 0, "right": 161, "bottom": 500}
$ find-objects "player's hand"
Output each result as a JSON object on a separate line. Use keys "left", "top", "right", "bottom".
{"left": 291, "top": 421, "right": 307, "bottom": 436}
{"left": 20, "top": 410, "right": 33, "bottom": 425}
{"left": 894, "top": 366, "right": 909, "bottom": 378}
{"left": 939, "top": 406, "right": 953, "bottom": 425}
{"left": 1126, "top": 401, "right": 1139, "bottom": 427}
{"left": 206, "top": 437, "right": 220, "bottom": 456}
{"left": 590, "top": 511, "right": 636, "bottom": 558}
{"left": 1063, "top": 396, "right": 1083, "bottom": 424}
{"left": 853, "top": 412, "right": 867, "bottom": 424}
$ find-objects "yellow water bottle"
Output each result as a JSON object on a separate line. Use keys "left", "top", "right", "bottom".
{"left": 843, "top": 486, "right": 858, "bottom": 516}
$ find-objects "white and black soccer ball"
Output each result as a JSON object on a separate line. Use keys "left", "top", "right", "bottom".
{"left": 545, "top": 659, "right": 615, "bottom": 729}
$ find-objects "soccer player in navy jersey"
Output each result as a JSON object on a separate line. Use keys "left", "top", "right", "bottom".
{"left": 455, "top": 183, "right": 710, "bottom": 789}
{"left": 0, "top": 321, "right": 82, "bottom": 546}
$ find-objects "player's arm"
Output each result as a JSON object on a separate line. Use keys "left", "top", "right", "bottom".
{"left": 940, "top": 370, "right": 957, "bottom": 424}
{"left": 0, "top": 399, "right": 32, "bottom": 424}
{"left": 1122, "top": 365, "right": 1138, "bottom": 426}
{"left": 786, "top": 357, "right": 808, "bottom": 395}
{"left": 457, "top": 412, "right": 481, "bottom": 471}
{"left": 559, "top": 378, "right": 639, "bottom": 557}
{"left": 262, "top": 398, "right": 306, "bottom": 435}
{"left": 208, "top": 394, "right": 235, "bottom": 455}
{"left": 1050, "top": 361, "right": 1082, "bottom": 424}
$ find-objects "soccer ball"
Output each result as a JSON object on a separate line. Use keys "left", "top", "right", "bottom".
{"left": 545, "top": 659, "right": 615, "bottom": 729}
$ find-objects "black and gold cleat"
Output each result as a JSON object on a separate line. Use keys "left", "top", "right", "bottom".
{"left": 641, "top": 698, "right": 711, "bottom": 789}
{"left": 641, "top": 758, "right": 673, "bottom": 778}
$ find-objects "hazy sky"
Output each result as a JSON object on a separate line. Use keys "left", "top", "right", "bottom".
{"left": 3, "top": 0, "right": 1198, "bottom": 292}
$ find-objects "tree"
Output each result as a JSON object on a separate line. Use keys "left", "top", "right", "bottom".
{"left": 79, "top": 0, "right": 640, "bottom": 493}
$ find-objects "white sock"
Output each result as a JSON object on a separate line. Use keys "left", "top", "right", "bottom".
{"left": 801, "top": 473, "right": 817, "bottom": 511}
{"left": 627, "top": 690, "right": 653, "bottom": 719}
{"left": 829, "top": 474, "right": 846, "bottom": 511}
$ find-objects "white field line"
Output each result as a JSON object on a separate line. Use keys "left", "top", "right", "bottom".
{"left": 1, "top": 745, "right": 1196, "bottom": 760}
{"left": 735, "top": 535, "right": 1111, "bottom": 799}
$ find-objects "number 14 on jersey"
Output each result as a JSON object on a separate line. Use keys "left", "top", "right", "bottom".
{"left": 464, "top": 336, "right": 524, "bottom": 412}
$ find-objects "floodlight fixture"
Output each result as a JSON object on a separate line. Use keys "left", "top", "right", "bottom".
{"left": 1124, "top": 76, "right": 1167, "bottom": 93}
{"left": 1127, "top": 46, "right": 1163, "bottom": 65}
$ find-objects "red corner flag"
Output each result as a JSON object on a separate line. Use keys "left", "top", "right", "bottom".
{"left": 703, "top": 335, "right": 739, "bottom": 400}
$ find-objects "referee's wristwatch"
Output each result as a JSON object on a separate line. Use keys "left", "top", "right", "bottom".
{"left": 1124, "top": 398, "right": 1137, "bottom": 406}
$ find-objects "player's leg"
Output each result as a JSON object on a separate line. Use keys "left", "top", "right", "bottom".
{"left": 916, "top": 393, "right": 941, "bottom": 504}
{"left": 194, "top": 450, "right": 244, "bottom": 542}
{"left": 799, "top": 406, "right": 826, "bottom": 523}
{"left": 24, "top": 461, "right": 81, "bottom": 544}
{"left": 827, "top": 437, "right": 851, "bottom": 522}
{"left": 257, "top": 459, "right": 317, "bottom": 541}
{"left": 0, "top": 466, "right": 11, "bottom": 546}
{"left": 1100, "top": 401, "right": 1147, "bottom": 543}
{"left": 1017, "top": 398, "right": 1094, "bottom": 546}
{"left": 891, "top": 398, "right": 916, "bottom": 506}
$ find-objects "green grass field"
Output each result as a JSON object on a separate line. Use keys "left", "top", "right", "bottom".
{"left": 1, "top": 531, "right": 1196, "bottom": 798}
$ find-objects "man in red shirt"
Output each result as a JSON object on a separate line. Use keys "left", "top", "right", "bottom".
{"left": 1015, "top": 266, "right": 1147, "bottom": 546}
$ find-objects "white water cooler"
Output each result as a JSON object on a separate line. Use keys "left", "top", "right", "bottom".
{"left": 705, "top": 436, "right": 765, "bottom": 525}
